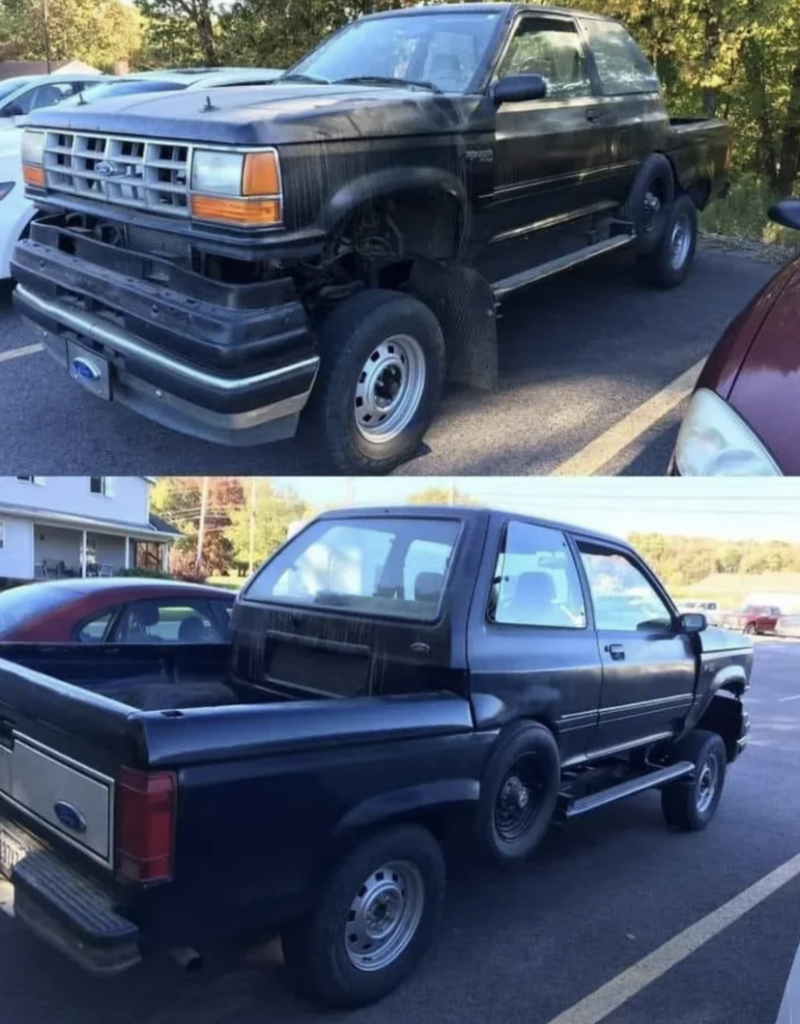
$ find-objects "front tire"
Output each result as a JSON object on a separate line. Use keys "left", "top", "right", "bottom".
{"left": 281, "top": 824, "right": 446, "bottom": 1009}
{"left": 661, "top": 729, "right": 727, "bottom": 831}
{"left": 637, "top": 194, "right": 698, "bottom": 289}
{"left": 474, "top": 722, "right": 560, "bottom": 865}
{"left": 306, "top": 289, "right": 445, "bottom": 475}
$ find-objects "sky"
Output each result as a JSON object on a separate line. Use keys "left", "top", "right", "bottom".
{"left": 272, "top": 476, "right": 800, "bottom": 543}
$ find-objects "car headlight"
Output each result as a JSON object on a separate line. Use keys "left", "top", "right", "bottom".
{"left": 674, "top": 388, "right": 781, "bottom": 476}
{"left": 190, "top": 148, "right": 282, "bottom": 227}
{"left": 21, "top": 129, "right": 45, "bottom": 187}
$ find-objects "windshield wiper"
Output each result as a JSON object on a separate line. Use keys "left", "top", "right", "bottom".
{"left": 278, "top": 72, "right": 331, "bottom": 85}
{"left": 334, "top": 75, "right": 441, "bottom": 94}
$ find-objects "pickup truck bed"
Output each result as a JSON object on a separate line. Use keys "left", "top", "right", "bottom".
{"left": 0, "top": 506, "right": 751, "bottom": 1009}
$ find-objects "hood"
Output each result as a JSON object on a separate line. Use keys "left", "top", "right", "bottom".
{"left": 25, "top": 82, "right": 481, "bottom": 147}
{"left": 722, "top": 258, "right": 800, "bottom": 473}
{"left": 699, "top": 625, "right": 753, "bottom": 655}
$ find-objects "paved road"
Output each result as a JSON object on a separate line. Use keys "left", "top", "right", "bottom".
{"left": 0, "top": 249, "right": 776, "bottom": 477}
{"left": 1, "top": 639, "right": 799, "bottom": 1024}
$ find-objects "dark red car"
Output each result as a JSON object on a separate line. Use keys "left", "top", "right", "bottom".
{"left": 672, "top": 198, "right": 800, "bottom": 476}
{"left": 718, "top": 604, "right": 780, "bottom": 635}
{"left": 0, "top": 578, "right": 235, "bottom": 643}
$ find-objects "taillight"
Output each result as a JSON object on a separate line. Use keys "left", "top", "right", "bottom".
{"left": 116, "top": 767, "right": 177, "bottom": 883}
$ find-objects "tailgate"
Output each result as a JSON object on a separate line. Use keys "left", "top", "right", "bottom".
{"left": 0, "top": 656, "right": 142, "bottom": 868}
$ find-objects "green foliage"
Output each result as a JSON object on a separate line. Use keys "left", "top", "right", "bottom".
{"left": 136, "top": 0, "right": 214, "bottom": 67}
{"left": 1, "top": 0, "right": 142, "bottom": 69}
{"left": 226, "top": 479, "right": 310, "bottom": 571}
{"left": 116, "top": 567, "right": 171, "bottom": 579}
{"left": 407, "top": 485, "right": 480, "bottom": 506}
{"left": 628, "top": 532, "right": 800, "bottom": 587}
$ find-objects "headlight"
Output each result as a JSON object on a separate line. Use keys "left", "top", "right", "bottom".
{"left": 21, "top": 129, "right": 45, "bottom": 187}
{"left": 190, "top": 148, "right": 282, "bottom": 227}
{"left": 674, "top": 388, "right": 781, "bottom": 476}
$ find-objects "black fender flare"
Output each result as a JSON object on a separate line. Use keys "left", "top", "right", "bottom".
{"left": 332, "top": 779, "right": 481, "bottom": 840}
{"left": 321, "top": 166, "right": 469, "bottom": 252}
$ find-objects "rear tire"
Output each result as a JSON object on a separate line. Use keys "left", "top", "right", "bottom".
{"left": 474, "top": 722, "right": 560, "bottom": 865}
{"left": 305, "top": 289, "right": 445, "bottom": 475}
{"left": 637, "top": 194, "right": 698, "bottom": 289}
{"left": 281, "top": 824, "right": 445, "bottom": 1009}
{"left": 661, "top": 729, "right": 727, "bottom": 831}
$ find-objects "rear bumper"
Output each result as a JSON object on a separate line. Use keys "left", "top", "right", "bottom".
{"left": 0, "top": 814, "right": 140, "bottom": 976}
{"left": 11, "top": 217, "right": 319, "bottom": 447}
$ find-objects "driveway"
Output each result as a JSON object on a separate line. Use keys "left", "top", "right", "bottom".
{"left": 0, "top": 248, "right": 777, "bottom": 476}
{"left": 1, "top": 640, "right": 799, "bottom": 1024}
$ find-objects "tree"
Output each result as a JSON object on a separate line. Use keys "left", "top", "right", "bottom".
{"left": 227, "top": 479, "right": 310, "bottom": 572}
{"left": 137, "top": 0, "right": 218, "bottom": 66}
{"left": 407, "top": 485, "right": 479, "bottom": 506}
{"left": 152, "top": 476, "right": 245, "bottom": 576}
{"left": 2, "top": 0, "right": 142, "bottom": 69}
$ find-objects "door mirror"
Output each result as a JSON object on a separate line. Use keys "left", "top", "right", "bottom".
{"left": 678, "top": 612, "right": 707, "bottom": 635}
{"left": 1, "top": 104, "right": 23, "bottom": 118}
{"left": 769, "top": 197, "right": 800, "bottom": 231}
{"left": 492, "top": 73, "right": 547, "bottom": 105}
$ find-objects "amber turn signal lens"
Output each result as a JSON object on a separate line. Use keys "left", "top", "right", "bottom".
{"left": 191, "top": 194, "right": 282, "bottom": 227}
{"left": 22, "top": 164, "right": 45, "bottom": 187}
{"left": 242, "top": 152, "right": 280, "bottom": 196}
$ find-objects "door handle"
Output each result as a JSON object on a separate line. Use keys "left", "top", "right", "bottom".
{"left": 585, "top": 108, "right": 605, "bottom": 123}
{"left": 605, "top": 643, "right": 626, "bottom": 661}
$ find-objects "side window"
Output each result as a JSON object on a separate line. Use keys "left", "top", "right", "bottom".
{"left": 24, "top": 82, "right": 77, "bottom": 114}
{"left": 403, "top": 538, "right": 452, "bottom": 607}
{"left": 580, "top": 19, "right": 660, "bottom": 96}
{"left": 488, "top": 521, "right": 587, "bottom": 629}
{"left": 76, "top": 610, "right": 114, "bottom": 644}
{"left": 497, "top": 17, "right": 591, "bottom": 99}
{"left": 115, "top": 600, "right": 224, "bottom": 644}
{"left": 578, "top": 546, "right": 673, "bottom": 632}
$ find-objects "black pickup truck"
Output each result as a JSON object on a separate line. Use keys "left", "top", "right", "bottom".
{"left": 13, "top": 4, "right": 730, "bottom": 473}
{"left": 0, "top": 507, "right": 750, "bottom": 1007}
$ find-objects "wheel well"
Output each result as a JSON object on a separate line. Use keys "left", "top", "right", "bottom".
{"left": 686, "top": 178, "right": 712, "bottom": 210}
{"left": 696, "top": 692, "right": 744, "bottom": 762}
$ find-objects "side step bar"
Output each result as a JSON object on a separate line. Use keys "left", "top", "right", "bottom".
{"left": 492, "top": 232, "right": 635, "bottom": 300}
{"left": 559, "top": 760, "right": 694, "bottom": 820}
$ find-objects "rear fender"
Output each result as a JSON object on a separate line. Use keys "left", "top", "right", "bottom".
{"left": 332, "top": 779, "right": 480, "bottom": 841}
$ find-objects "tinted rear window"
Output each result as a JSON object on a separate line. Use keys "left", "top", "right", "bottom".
{"left": 0, "top": 584, "right": 78, "bottom": 638}
{"left": 244, "top": 517, "right": 460, "bottom": 621}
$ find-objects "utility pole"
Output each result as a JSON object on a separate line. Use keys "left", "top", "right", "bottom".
{"left": 344, "top": 477, "right": 355, "bottom": 505}
{"left": 448, "top": 477, "right": 456, "bottom": 505}
{"left": 43, "top": 0, "right": 52, "bottom": 74}
{"left": 248, "top": 477, "right": 257, "bottom": 576}
{"left": 196, "top": 477, "right": 209, "bottom": 570}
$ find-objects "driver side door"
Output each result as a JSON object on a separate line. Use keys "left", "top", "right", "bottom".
{"left": 487, "top": 13, "right": 611, "bottom": 242}
{"left": 576, "top": 539, "right": 698, "bottom": 755}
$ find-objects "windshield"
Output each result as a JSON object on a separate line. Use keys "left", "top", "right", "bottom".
{"left": 289, "top": 11, "right": 503, "bottom": 93}
{"left": 245, "top": 516, "right": 461, "bottom": 621}
{"left": 64, "top": 79, "right": 187, "bottom": 106}
{"left": 0, "top": 583, "right": 78, "bottom": 638}
{"left": 0, "top": 77, "right": 35, "bottom": 105}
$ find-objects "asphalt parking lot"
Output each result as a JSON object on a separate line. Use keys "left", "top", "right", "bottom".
{"left": 0, "top": 247, "right": 777, "bottom": 477}
{"left": 1, "top": 638, "right": 798, "bottom": 1024}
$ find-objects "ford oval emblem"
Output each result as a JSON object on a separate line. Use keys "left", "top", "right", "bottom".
{"left": 95, "top": 160, "right": 117, "bottom": 177}
{"left": 71, "top": 357, "right": 102, "bottom": 383}
{"left": 53, "top": 800, "right": 87, "bottom": 833}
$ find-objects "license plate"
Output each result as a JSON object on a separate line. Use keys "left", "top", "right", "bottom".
{"left": 0, "top": 827, "right": 25, "bottom": 878}
{"left": 67, "top": 340, "right": 112, "bottom": 401}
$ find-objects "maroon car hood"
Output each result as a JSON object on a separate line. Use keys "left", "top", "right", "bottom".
{"left": 722, "top": 258, "right": 800, "bottom": 472}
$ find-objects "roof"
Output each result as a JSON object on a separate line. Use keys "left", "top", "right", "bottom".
{"left": 0, "top": 60, "right": 101, "bottom": 80}
{"left": 317, "top": 505, "right": 628, "bottom": 548}
{"left": 0, "top": 501, "right": 183, "bottom": 541}
{"left": 364, "top": 3, "right": 608, "bottom": 21}
{"left": 9, "top": 577, "right": 235, "bottom": 597}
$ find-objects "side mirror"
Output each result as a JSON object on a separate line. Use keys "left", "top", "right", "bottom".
{"left": 678, "top": 612, "right": 707, "bottom": 635}
{"left": 492, "top": 73, "right": 547, "bottom": 106}
{"left": 768, "top": 197, "right": 800, "bottom": 231}
{"left": 2, "top": 104, "right": 23, "bottom": 118}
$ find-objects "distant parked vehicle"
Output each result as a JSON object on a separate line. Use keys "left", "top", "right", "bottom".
{"left": 0, "top": 73, "right": 103, "bottom": 130}
{"left": 717, "top": 605, "right": 780, "bottom": 635}
{"left": 0, "top": 577, "right": 235, "bottom": 643}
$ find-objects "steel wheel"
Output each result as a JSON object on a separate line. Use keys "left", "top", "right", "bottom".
{"left": 353, "top": 334, "right": 427, "bottom": 443}
{"left": 696, "top": 753, "right": 719, "bottom": 814}
{"left": 669, "top": 209, "right": 693, "bottom": 270}
{"left": 344, "top": 860, "right": 425, "bottom": 972}
{"left": 494, "top": 755, "right": 545, "bottom": 843}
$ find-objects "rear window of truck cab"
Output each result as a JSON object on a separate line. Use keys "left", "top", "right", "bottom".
{"left": 243, "top": 517, "right": 460, "bottom": 621}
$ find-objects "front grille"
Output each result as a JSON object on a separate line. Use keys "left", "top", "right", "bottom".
{"left": 44, "top": 131, "right": 190, "bottom": 217}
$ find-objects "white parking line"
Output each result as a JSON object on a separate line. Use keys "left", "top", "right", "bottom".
{"left": 778, "top": 694, "right": 800, "bottom": 703}
{"left": 0, "top": 343, "right": 43, "bottom": 364}
{"left": 550, "top": 358, "right": 705, "bottom": 477}
{"left": 543, "top": 850, "right": 800, "bottom": 1024}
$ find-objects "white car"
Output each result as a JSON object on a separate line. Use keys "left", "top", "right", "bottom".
{"left": 0, "top": 73, "right": 104, "bottom": 131}
{"left": 0, "top": 68, "right": 283, "bottom": 280}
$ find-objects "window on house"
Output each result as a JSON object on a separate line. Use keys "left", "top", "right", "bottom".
{"left": 89, "top": 477, "right": 113, "bottom": 496}
{"left": 16, "top": 475, "right": 44, "bottom": 484}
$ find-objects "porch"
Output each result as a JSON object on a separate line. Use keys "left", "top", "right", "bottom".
{"left": 33, "top": 525, "right": 170, "bottom": 580}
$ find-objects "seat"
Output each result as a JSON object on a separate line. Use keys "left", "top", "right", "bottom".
{"left": 415, "top": 571, "right": 444, "bottom": 603}
{"left": 178, "top": 615, "right": 207, "bottom": 643}
{"left": 507, "top": 572, "right": 573, "bottom": 627}
{"left": 428, "top": 52, "right": 464, "bottom": 90}
{"left": 126, "top": 603, "right": 163, "bottom": 643}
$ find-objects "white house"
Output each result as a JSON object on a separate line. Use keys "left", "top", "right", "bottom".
{"left": 0, "top": 476, "right": 182, "bottom": 583}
